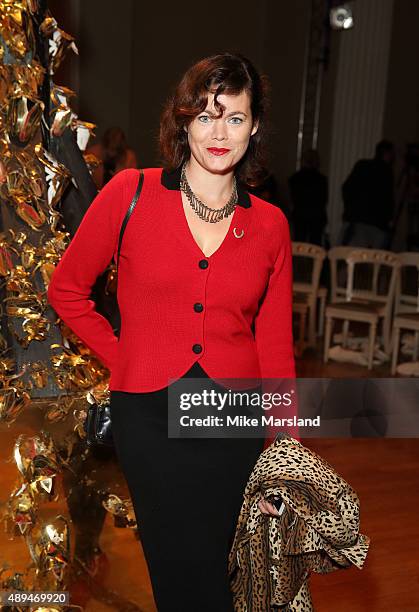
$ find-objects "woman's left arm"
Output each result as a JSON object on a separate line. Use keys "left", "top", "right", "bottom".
{"left": 254, "top": 210, "right": 298, "bottom": 448}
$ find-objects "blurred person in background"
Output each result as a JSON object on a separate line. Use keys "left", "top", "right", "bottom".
{"left": 87, "top": 126, "right": 137, "bottom": 188}
{"left": 392, "top": 143, "right": 419, "bottom": 251}
{"left": 341, "top": 140, "right": 395, "bottom": 249}
{"left": 288, "top": 148, "right": 328, "bottom": 246}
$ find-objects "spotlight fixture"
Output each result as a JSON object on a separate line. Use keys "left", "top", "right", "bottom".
{"left": 330, "top": 3, "right": 354, "bottom": 30}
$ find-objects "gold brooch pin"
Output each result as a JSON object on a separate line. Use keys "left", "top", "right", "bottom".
{"left": 233, "top": 227, "right": 244, "bottom": 239}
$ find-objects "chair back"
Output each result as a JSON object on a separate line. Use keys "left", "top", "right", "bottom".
{"left": 328, "top": 246, "right": 359, "bottom": 303}
{"left": 345, "top": 250, "right": 400, "bottom": 312}
{"left": 395, "top": 252, "right": 419, "bottom": 314}
{"left": 292, "top": 242, "right": 326, "bottom": 302}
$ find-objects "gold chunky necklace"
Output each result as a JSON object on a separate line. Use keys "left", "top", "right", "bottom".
{"left": 180, "top": 162, "right": 237, "bottom": 223}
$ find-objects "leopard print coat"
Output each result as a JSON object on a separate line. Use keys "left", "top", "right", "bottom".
{"left": 228, "top": 436, "right": 370, "bottom": 611}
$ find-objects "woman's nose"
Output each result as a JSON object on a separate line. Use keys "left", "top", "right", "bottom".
{"left": 211, "top": 119, "right": 228, "bottom": 140}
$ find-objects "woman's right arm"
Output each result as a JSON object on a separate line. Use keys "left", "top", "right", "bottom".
{"left": 47, "top": 169, "right": 136, "bottom": 371}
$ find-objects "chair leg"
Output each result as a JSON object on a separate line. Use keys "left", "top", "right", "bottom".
{"left": 324, "top": 316, "right": 333, "bottom": 363}
{"left": 342, "top": 320, "right": 350, "bottom": 348}
{"left": 318, "top": 295, "right": 326, "bottom": 337}
{"left": 294, "top": 310, "right": 307, "bottom": 358}
{"left": 299, "top": 310, "right": 307, "bottom": 353}
{"left": 382, "top": 315, "right": 391, "bottom": 355}
{"left": 391, "top": 325, "right": 400, "bottom": 375}
{"left": 368, "top": 321, "right": 377, "bottom": 370}
{"left": 308, "top": 302, "right": 316, "bottom": 348}
{"left": 413, "top": 330, "right": 419, "bottom": 362}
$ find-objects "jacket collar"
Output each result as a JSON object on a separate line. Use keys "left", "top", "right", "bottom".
{"left": 161, "top": 165, "right": 252, "bottom": 208}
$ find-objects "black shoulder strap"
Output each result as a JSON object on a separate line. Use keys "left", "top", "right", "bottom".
{"left": 116, "top": 169, "right": 144, "bottom": 272}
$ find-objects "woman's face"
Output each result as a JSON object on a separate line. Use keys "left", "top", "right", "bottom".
{"left": 185, "top": 89, "right": 258, "bottom": 175}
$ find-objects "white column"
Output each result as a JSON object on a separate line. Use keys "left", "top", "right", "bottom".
{"left": 328, "top": 0, "right": 394, "bottom": 244}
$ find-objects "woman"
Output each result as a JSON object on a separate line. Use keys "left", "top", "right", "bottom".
{"left": 87, "top": 126, "right": 137, "bottom": 188}
{"left": 47, "top": 53, "right": 295, "bottom": 611}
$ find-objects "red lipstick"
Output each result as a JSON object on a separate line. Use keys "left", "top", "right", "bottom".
{"left": 207, "top": 147, "right": 230, "bottom": 156}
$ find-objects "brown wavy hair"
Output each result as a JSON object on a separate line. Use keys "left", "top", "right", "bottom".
{"left": 159, "top": 52, "right": 270, "bottom": 188}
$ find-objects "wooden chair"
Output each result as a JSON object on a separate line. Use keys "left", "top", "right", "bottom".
{"left": 292, "top": 298, "right": 309, "bottom": 357}
{"left": 391, "top": 252, "right": 419, "bottom": 374}
{"left": 328, "top": 246, "right": 359, "bottom": 303}
{"left": 324, "top": 249, "right": 399, "bottom": 370}
{"left": 292, "top": 242, "right": 326, "bottom": 350}
{"left": 317, "top": 286, "right": 328, "bottom": 337}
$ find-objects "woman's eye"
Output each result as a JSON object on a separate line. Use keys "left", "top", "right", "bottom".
{"left": 198, "top": 115, "right": 211, "bottom": 123}
{"left": 228, "top": 117, "right": 244, "bottom": 125}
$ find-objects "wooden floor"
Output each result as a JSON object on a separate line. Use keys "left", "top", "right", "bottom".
{"left": 305, "top": 438, "right": 419, "bottom": 612}
{"left": 0, "top": 348, "right": 418, "bottom": 611}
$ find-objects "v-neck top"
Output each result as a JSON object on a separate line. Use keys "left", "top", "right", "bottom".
{"left": 47, "top": 167, "right": 295, "bottom": 392}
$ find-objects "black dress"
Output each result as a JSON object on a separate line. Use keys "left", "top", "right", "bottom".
{"left": 110, "top": 361, "right": 265, "bottom": 611}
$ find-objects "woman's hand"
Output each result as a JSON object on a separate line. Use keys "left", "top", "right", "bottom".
{"left": 258, "top": 497, "right": 282, "bottom": 517}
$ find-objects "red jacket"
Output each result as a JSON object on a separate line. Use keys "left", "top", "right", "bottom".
{"left": 47, "top": 167, "right": 295, "bottom": 396}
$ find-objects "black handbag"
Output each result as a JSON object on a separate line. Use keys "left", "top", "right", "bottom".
{"left": 83, "top": 169, "right": 144, "bottom": 448}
